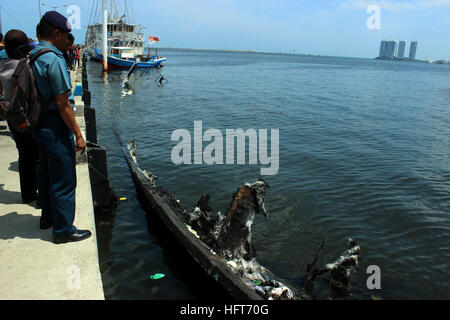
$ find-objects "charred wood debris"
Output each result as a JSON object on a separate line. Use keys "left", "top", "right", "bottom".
{"left": 127, "top": 139, "right": 362, "bottom": 300}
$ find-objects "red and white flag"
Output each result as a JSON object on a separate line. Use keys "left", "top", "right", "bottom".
{"left": 148, "top": 35, "right": 160, "bottom": 43}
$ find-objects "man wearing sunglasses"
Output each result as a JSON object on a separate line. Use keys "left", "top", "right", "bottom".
{"left": 31, "top": 11, "right": 90, "bottom": 244}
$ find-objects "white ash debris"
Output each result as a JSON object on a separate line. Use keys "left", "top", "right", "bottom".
{"left": 325, "top": 239, "right": 361, "bottom": 273}
{"left": 128, "top": 139, "right": 137, "bottom": 163}
{"left": 185, "top": 224, "right": 200, "bottom": 239}
{"left": 252, "top": 280, "right": 295, "bottom": 300}
{"left": 127, "top": 139, "right": 158, "bottom": 186}
{"left": 141, "top": 169, "right": 158, "bottom": 186}
{"left": 226, "top": 257, "right": 268, "bottom": 281}
{"left": 184, "top": 200, "right": 224, "bottom": 247}
{"left": 319, "top": 238, "right": 361, "bottom": 293}
{"left": 325, "top": 254, "right": 360, "bottom": 272}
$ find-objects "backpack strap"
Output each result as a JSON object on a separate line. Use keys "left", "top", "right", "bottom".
{"left": 29, "top": 48, "right": 55, "bottom": 65}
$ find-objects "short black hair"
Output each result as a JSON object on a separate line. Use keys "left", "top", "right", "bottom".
{"left": 4, "top": 29, "right": 29, "bottom": 59}
{"left": 0, "top": 33, "right": 3, "bottom": 42}
{"left": 37, "top": 18, "right": 60, "bottom": 39}
{"left": 36, "top": 23, "right": 42, "bottom": 37}
{"left": 67, "top": 33, "right": 74, "bottom": 44}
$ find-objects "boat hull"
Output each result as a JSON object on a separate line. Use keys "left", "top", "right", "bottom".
{"left": 95, "top": 48, "right": 166, "bottom": 69}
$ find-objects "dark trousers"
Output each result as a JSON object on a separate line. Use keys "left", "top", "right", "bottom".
{"left": 9, "top": 124, "right": 39, "bottom": 202}
{"left": 32, "top": 112, "right": 77, "bottom": 236}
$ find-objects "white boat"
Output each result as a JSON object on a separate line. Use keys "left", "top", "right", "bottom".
{"left": 85, "top": 0, "right": 166, "bottom": 69}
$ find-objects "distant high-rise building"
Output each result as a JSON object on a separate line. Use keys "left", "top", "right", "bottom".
{"left": 378, "top": 40, "right": 398, "bottom": 59}
{"left": 384, "top": 40, "right": 398, "bottom": 59}
{"left": 409, "top": 41, "right": 418, "bottom": 60}
{"left": 379, "top": 40, "right": 388, "bottom": 58}
{"left": 397, "top": 41, "right": 406, "bottom": 59}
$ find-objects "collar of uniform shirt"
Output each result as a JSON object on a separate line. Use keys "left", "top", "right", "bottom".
{"left": 36, "top": 40, "right": 64, "bottom": 57}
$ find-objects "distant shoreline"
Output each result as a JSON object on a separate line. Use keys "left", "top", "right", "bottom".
{"left": 146, "top": 47, "right": 449, "bottom": 63}
{"left": 147, "top": 47, "right": 345, "bottom": 58}
{"left": 375, "top": 56, "right": 450, "bottom": 64}
{"left": 150, "top": 47, "right": 255, "bottom": 53}
{"left": 375, "top": 56, "right": 428, "bottom": 63}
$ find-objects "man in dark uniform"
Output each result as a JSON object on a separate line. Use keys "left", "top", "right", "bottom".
{"left": 63, "top": 33, "right": 74, "bottom": 70}
{"left": 31, "top": 11, "right": 91, "bottom": 244}
{"left": 0, "top": 33, "right": 4, "bottom": 96}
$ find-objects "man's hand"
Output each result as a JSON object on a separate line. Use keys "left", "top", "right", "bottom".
{"left": 76, "top": 134, "right": 87, "bottom": 154}
{"left": 55, "top": 92, "right": 86, "bottom": 153}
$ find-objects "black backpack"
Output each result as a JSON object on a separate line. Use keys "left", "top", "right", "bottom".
{"left": 0, "top": 48, "right": 55, "bottom": 132}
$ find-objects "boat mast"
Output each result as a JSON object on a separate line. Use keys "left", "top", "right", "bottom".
{"left": 102, "top": 0, "right": 108, "bottom": 71}
{"left": 0, "top": 6, "right": 3, "bottom": 34}
{"left": 130, "top": 0, "right": 136, "bottom": 24}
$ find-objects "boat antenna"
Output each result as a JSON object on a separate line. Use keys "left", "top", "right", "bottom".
{"left": 110, "top": 0, "right": 115, "bottom": 21}
{"left": 124, "top": 0, "right": 130, "bottom": 24}
{"left": 114, "top": 0, "right": 118, "bottom": 21}
{"left": 131, "top": 1, "right": 136, "bottom": 24}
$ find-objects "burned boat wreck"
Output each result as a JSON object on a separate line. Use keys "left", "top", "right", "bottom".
{"left": 125, "top": 139, "right": 362, "bottom": 300}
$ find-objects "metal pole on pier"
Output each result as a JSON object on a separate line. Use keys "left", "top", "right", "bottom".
{"left": 102, "top": 0, "right": 108, "bottom": 71}
{"left": 38, "top": 0, "right": 42, "bottom": 18}
{"left": 0, "top": 6, "right": 3, "bottom": 34}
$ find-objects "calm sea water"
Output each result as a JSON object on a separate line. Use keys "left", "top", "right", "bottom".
{"left": 88, "top": 49, "right": 450, "bottom": 300}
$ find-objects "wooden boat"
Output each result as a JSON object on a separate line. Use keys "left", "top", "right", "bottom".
{"left": 85, "top": 0, "right": 166, "bottom": 70}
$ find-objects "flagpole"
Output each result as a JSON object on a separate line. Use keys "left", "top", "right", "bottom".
{"left": 148, "top": 36, "right": 151, "bottom": 57}
{"left": 102, "top": 0, "right": 108, "bottom": 71}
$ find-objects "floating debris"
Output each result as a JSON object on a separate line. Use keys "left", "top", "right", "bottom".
{"left": 150, "top": 273, "right": 165, "bottom": 280}
{"left": 302, "top": 238, "right": 362, "bottom": 295}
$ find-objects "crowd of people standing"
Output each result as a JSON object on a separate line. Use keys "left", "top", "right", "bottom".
{"left": 63, "top": 33, "right": 81, "bottom": 71}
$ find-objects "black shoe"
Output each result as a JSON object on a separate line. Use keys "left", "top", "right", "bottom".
{"left": 40, "top": 218, "right": 53, "bottom": 230}
{"left": 23, "top": 194, "right": 38, "bottom": 204}
{"left": 53, "top": 229, "right": 92, "bottom": 244}
{"left": 35, "top": 198, "right": 41, "bottom": 209}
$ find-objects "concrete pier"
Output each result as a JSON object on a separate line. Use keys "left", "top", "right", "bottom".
{"left": 0, "top": 61, "right": 104, "bottom": 299}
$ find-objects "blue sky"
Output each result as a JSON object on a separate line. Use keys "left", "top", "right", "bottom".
{"left": 1, "top": 0, "right": 449, "bottom": 59}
